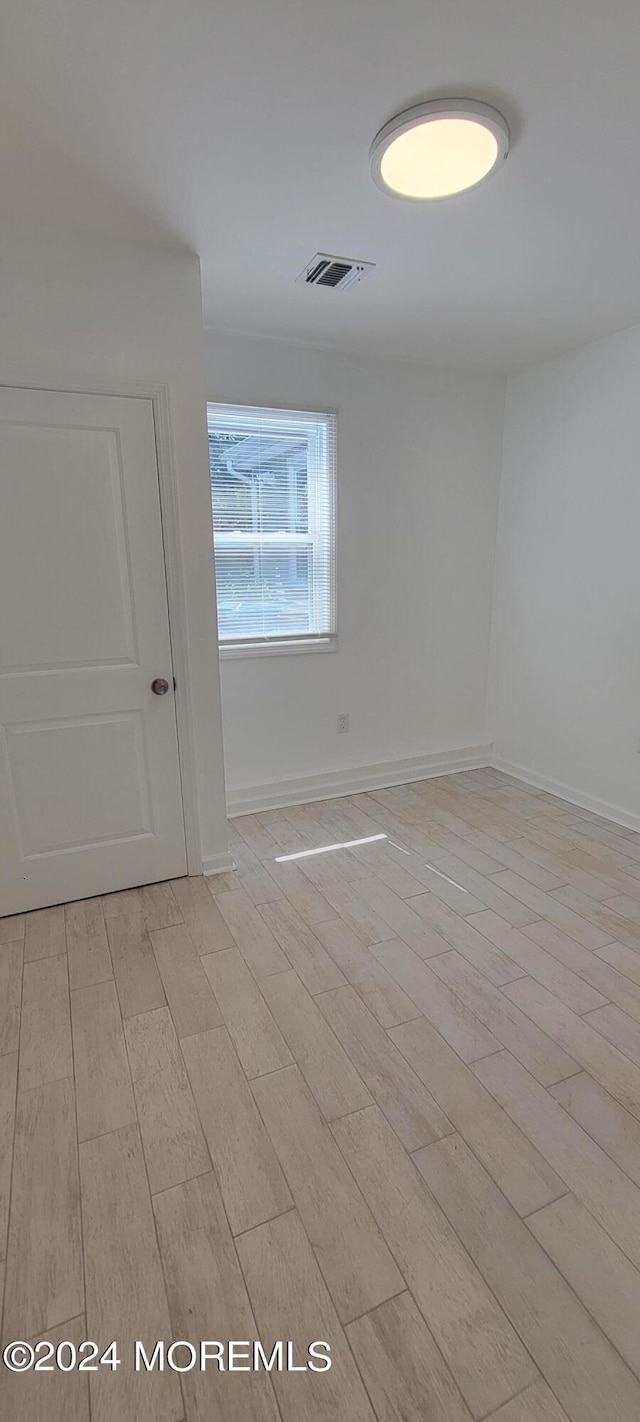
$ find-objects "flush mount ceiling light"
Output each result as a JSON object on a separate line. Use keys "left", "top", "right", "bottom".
{"left": 370, "top": 98, "right": 510, "bottom": 200}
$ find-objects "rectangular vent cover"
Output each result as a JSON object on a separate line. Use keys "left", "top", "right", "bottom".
{"left": 296, "top": 253, "right": 375, "bottom": 291}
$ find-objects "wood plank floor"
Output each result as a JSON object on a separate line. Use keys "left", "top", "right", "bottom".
{"left": 4, "top": 768, "right": 640, "bottom": 1420}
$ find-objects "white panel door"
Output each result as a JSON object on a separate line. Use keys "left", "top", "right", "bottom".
{"left": 0, "top": 387, "right": 188, "bottom": 914}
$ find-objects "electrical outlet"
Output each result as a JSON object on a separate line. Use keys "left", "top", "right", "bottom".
{"left": 337, "top": 714, "right": 350, "bottom": 733}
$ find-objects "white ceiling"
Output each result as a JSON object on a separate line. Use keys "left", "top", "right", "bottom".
{"left": 3, "top": 0, "right": 640, "bottom": 370}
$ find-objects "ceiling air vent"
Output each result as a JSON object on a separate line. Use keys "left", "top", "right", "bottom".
{"left": 296, "top": 253, "right": 375, "bottom": 291}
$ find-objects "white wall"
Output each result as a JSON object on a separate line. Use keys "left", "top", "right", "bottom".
{"left": 9, "top": 224, "right": 636, "bottom": 835}
{"left": 0, "top": 221, "right": 229, "bottom": 866}
{"left": 489, "top": 321, "right": 640, "bottom": 825}
{"left": 206, "top": 330, "right": 505, "bottom": 805}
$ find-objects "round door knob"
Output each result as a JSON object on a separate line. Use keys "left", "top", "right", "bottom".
{"left": 151, "top": 678, "right": 170, "bottom": 696}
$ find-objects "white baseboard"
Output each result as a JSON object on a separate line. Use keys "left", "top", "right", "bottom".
{"left": 226, "top": 745, "right": 493, "bottom": 817}
{"left": 201, "top": 850, "right": 236, "bottom": 876}
{"left": 490, "top": 755, "right": 640, "bottom": 834}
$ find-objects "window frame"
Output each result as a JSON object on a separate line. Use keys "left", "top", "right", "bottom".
{"left": 207, "top": 401, "right": 338, "bottom": 658}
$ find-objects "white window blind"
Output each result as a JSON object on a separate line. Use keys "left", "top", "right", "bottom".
{"left": 207, "top": 403, "right": 337, "bottom": 651}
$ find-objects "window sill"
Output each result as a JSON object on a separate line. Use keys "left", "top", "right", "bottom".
{"left": 219, "top": 636, "right": 337, "bottom": 660}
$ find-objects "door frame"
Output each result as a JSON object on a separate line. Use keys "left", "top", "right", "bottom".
{"left": 0, "top": 374, "right": 205, "bottom": 876}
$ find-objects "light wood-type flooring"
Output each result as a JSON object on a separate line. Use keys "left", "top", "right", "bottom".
{"left": 4, "top": 768, "right": 640, "bottom": 1420}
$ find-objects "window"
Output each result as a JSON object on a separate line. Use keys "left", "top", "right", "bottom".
{"left": 207, "top": 403, "right": 337, "bottom": 653}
